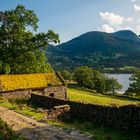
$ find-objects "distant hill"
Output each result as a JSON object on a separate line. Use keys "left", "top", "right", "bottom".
{"left": 46, "top": 30, "right": 140, "bottom": 71}
{"left": 111, "top": 30, "right": 140, "bottom": 42}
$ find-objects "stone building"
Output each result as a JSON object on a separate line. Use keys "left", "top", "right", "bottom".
{"left": 0, "top": 72, "right": 67, "bottom": 100}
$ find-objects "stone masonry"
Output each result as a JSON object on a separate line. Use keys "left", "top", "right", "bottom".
{"left": 0, "top": 86, "right": 67, "bottom": 100}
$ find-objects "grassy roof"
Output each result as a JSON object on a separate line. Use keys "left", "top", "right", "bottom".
{"left": 0, "top": 73, "right": 63, "bottom": 91}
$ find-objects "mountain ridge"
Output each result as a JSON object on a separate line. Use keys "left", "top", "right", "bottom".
{"left": 111, "top": 30, "right": 140, "bottom": 42}
{"left": 47, "top": 30, "right": 140, "bottom": 71}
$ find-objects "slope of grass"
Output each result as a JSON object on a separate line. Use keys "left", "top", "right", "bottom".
{"left": 67, "top": 88, "right": 140, "bottom": 106}
{"left": 0, "top": 98, "right": 44, "bottom": 120}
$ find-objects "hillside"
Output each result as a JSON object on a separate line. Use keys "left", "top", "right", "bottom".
{"left": 47, "top": 30, "right": 140, "bottom": 71}
{"left": 67, "top": 88, "right": 139, "bottom": 106}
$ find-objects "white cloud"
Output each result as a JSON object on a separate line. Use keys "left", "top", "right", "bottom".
{"left": 99, "top": 5, "right": 140, "bottom": 35}
{"left": 135, "top": 25, "right": 140, "bottom": 33}
{"left": 126, "top": 17, "right": 133, "bottom": 22}
{"left": 134, "top": 4, "right": 140, "bottom": 12}
{"left": 100, "top": 24, "right": 114, "bottom": 33}
{"left": 120, "top": 26, "right": 133, "bottom": 31}
{"left": 100, "top": 12, "right": 124, "bottom": 25}
{"left": 137, "top": 19, "right": 140, "bottom": 22}
{"left": 131, "top": 0, "right": 136, "bottom": 3}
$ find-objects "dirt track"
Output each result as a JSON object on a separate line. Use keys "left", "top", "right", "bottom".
{"left": 0, "top": 106, "right": 92, "bottom": 140}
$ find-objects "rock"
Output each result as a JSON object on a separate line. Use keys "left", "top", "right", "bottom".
{"left": 30, "top": 108, "right": 36, "bottom": 112}
{"left": 36, "top": 108, "right": 44, "bottom": 113}
{"left": 70, "top": 131, "right": 79, "bottom": 136}
{"left": 31, "top": 134, "right": 38, "bottom": 140}
{"left": 31, "top": 116, "right": 36, "bottom": 119}
{"left": 43, "top": 109, "right": 49, "bottom": 113}
{"left": 38, "top": 119, "right": 47, "bottom": 123}
{"left": 65, "top": 128, "right": 72, "bottom": 133}
{"left": 54, "top": 134, "right": 64, "bottom": 140}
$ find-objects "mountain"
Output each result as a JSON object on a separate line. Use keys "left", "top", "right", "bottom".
{"left": 112, "top": 30, "right": 140, "bottom": 42}
{"left": 47, "top": 30, "right": 140, "bottom": 71}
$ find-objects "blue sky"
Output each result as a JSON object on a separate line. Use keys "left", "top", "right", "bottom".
{"left": 1, "top": 0, "right": 140, "bottom": 42}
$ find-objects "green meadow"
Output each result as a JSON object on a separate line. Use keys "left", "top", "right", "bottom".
{"left": 67, "top": 88, "right": 140, "bottom": 106}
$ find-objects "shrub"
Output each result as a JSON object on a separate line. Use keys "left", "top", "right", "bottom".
{"left": 0, "top": 118, "right": 23, "bottom": 140}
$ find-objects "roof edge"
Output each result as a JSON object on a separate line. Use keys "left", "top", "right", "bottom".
{"left": 55, "top": 72, "right": 67, "bottom": 86}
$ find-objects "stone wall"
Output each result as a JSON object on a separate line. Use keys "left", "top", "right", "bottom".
{"left": 0, "top": 80, "right": 3, "bottom": 91}
{"left": 43, "top": 86, "right": 67, "bottom": 100}
{"left": 46, "top": 105, "right": 70, "bottom": 120}
{"left": 0, "top": 89, "right": 32, "bottom": 99}
{"left": 30, "top": 94, "right": 140, "bottom": 133}
{"left": 0, "top": 86, "right": 67, "bottom": 100}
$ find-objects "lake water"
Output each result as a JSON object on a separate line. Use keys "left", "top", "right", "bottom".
{"left": 106, "top": 74, "right": 132, "bottom": 93}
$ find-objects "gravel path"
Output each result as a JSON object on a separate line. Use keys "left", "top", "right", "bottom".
{"left": 0, "top": 106, "right": 93, "bottom": 140}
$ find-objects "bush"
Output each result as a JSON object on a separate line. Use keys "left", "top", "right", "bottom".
{"left": 0, "top": 118, "right": 23, "bottom": 140}
{"left": 126, "top": 70, "right": 140, "bottom": 97}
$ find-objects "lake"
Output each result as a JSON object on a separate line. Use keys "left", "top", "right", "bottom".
{"left": 106, "top": 74, "right": 132, "bottom": 93}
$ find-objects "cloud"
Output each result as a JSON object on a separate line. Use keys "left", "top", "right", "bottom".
{"left": 99, "top": 10, "right": 138, "bottom": 34}
{"left": 100, "top": 24, "right": 114, "bottom": 33}
{"left": 131, "top": 0, "right": 136, "bottom": 3}
{"left": 134, "top": 4, "right": 140, "bottom": 12}
{"left": 135, "top": 25, "right": 140, "bottom": 33}
{"left": 100, "top": 12, "right": 124, "bottom": 25}
{"left": 126, "top": 17, "right": 133, "bottom": 22}
{"left": 98, "top": 2, "right": 140, "bottom": 35}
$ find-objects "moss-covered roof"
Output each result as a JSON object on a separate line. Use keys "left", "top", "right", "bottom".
{"left": 0, "top": 73, "right": 64, "bottom": 91}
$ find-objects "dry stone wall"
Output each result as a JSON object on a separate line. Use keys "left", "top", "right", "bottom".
{"left": 0, "top": 89, "right": 32, "bottom": 98}
{"left": 0, "top": 86, "right": 67, "bottom": 100}
{"left": 46, "top": 105, "right": 70, "bottom": 120}
{"left": 43, "top": 86, "right": 67, "bottom": 100}
{"left": 30, "top": 94, "right": 140, "bottom": 133}
{"left": 0, "top": 81, "right": 3, "bottom": 91}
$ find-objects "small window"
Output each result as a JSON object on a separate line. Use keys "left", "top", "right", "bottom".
{"left": 49, "top": 93, "right": 55, "bottom": 97}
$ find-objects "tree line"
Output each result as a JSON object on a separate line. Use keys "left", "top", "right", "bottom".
{"left": 61, "top": 66, "right": 122, "bottom": 94}
{"left": 61, "top": 66, "right": 140, "bottom": 97}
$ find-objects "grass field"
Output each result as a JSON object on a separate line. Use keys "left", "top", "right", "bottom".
{"left": 67, "top": 88, "right": 140, "bottom": 106}
{"left": 0, "top": 98, "right": 44, "bottom": 120}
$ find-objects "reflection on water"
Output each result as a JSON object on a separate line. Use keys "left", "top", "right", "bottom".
{"left": 106, "top": 74, "right": 132, "bottom": 93}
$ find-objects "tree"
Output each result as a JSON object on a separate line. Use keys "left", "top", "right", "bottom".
{"left": 105, "top": 78, "right": 122, "bottom": 94}
{"left": 74, "top": 66, "right": 95, "bottom": 89}
{"left": 74, "top": 66, "right": 122, "bottom": 94}
{"left": 0, "top": 5, "right": 60, "bottom": 74}
{"left": 61, "top": 70, "right": 72, "bottom": 80}
{"left": 126, "top": 70, "right": 140, "bottom": 96}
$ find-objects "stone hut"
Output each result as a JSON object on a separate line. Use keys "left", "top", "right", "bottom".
{"left": 0, "top": 72, "right": 67, "bottom": 100}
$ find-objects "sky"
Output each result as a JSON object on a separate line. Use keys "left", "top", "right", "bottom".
{"left": 1, "top": 0, "right": 140, "bottom": 43}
